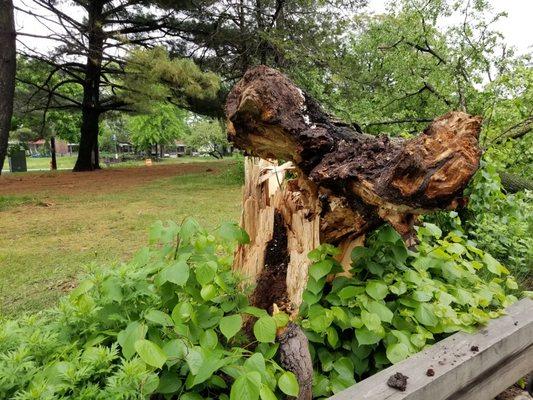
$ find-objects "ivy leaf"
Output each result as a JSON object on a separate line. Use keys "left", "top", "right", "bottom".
{"left": 199, "top": 329, "right": 218, "bottom": 349}
{"left": 309, "top": 259, "right": 333, "bottom": 281}
{"left": 366, "top": 300, "right": 393, "bottom": 323}
{"left": 412, "top": 290, "right": 433, "bottom": 302}
{"left": 200, "top": 284, "right": 218, "bottom": 301}
{"left": 230, "top": 371, "right": 261, "bottom": 400}
{"left": 162, "top": 339, "right": 187, "bottom": 366}
{"left": 338, "top": 286, "right": 364, "bottom": 300}
{"left": 253, "top": 316, "right": 277, "bottom": 343}
{"left": 326, "top": 326, "right": 339, "bottom": 347}
{"left": 377, "top": 225, "right": 402, "bottom": 243}
{"left": 423, "top": 223, "right": 442, "bottom": 238}
{"left": 145, "top": 310, "right": 174, "bottom": 327}
{"left": 179, "top": 217, "right": 200, "bottom": 243}
{"left": 386, "top": 343, "right": 409, "bottom": 363}
{"left": 278, "top": 371, "right": 299, "bottom": 397}
{"left": 414, "top": 303, "right": 438, "bottom": 327}
{"left": 333, "top": 357, "right": 355, "bottom": 378}
{"left": 196, "top": 262, "right": 217, "bottom": 286}
{"left": 241, "top": 306, "right": 269, "bottom": 318}
{"left": 366, "top": 281, "right": 388, "bottom": 300}
{"left": 149, "top": 220, "right": 163, "bottom": 244}
{"left": 134, "top": 339, "right": 167, "bottom": 369}
{"left": 273, "top": 311, "right": 289, "bottom": 328}
{"left": 361, "top": 310, "right": 382, "bottom": 331}
{"left": 259, "top": 385, "right": 278, "bottom": 400}
{"left": 355, "top": 328, "right": 382, "bottom": 345}
{"left": 483, "top": 253, "right": 502, "bottom": 276}
{"left": 117, "top": 322, "right": 147, "bottom": 359}
{"left": 157, "top": 370, "right": 182, "bottom": 394}
{"left": 244, "top": 353, "right": 266, "bottom": 375}
{"left": 161, "top": 261, "right": 190, "bottom": 286}
{"left": 219, "top": 314, "right": 242, "bottom": 340}
{"left": 218, "top": 222, "right": 250, "bottom": 244}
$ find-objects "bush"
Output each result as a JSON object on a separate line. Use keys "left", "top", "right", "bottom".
{"left": 464, "top": 161, "right": 532, "bottom": 283}
{"left": 0, "top": 219, "right": 519, "bottom": 399}
{"left": 0, "top": 219, "right": 294, "bottom": 400}
{"left": 300, "top": 224, "right": 518, "bottom": 397}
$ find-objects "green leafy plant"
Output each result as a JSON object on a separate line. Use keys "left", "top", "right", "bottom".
{"left": 300, "top": 223, "right": 518, "bottom": 398}
{"left": 0, "top": 218, "right": 521, "bottom": 399}
{"left": 0, "top": 219, "right": 294, "bottom": 400}
{"left": 464, "top": 161, "right": 532, "bottom": 283}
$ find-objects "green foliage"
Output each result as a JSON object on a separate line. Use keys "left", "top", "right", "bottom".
{"left": 184, "top": 118, "right": 229, "bottom": 158}
{"left": 0, "top": 217, "right": 523, "bottom": 399}
{"left": 464, "top": 161, "right": 532, "bottom": 282}
{"left": 0, "top": 219, "right": 293, "bottom": 400}
{"left": 127, "top": 103, "right": 189, "bottom": 151}
{"left": 122, "top": 47, "right": 221, "bottom": 117}
{"left": 300, "top": 223, "right": 517, "bottom": 397}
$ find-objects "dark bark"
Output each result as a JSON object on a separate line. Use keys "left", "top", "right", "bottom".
{"left": 499, "top": 172, "right": 533, "bottom": 193}
{"left": 227, "top": 66, "right": 482, "bottom": 243}
{"left": 277, "top": 323, "right": 313, "bottom": 400}
{"left": 50, "top": 136, "right": 57, "bottom": 170}
{"left": 0, "top": 0, "right": 16, "bottom": 175}
{"left": 73, "top": 0, "right": 105, "bottom": 172}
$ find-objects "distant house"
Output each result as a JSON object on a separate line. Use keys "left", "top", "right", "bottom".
{"left": 28, "top": 139, "right": 76, "bottom": 156}
{"left": 164, "top": 141, "right": 189, "bottom": 157}
{"left": 175, "top": 141, "right": 189, "bottom": 156}
{"left": 117, "top": 142, "right": 134, "bottom": 153}
{"left": 28, "top": 139, "right": 46, "bottom": 156}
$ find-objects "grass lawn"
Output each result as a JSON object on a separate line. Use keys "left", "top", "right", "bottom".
{"left": 2, "top": 155, "right": 220, "bottom": 172}
{"left": 0, "top": 160, "right": 242, "bottom": 315}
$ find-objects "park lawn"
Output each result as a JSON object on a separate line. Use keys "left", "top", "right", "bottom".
{"left": 0, "top": 161, "right": 242, "bottom": 315}
{"left": 2, "top": 155, "right": 220, "bottom": 171}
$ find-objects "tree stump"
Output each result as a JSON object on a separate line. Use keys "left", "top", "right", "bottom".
{"left": 226, "top": 66, "right": 482, "bottom": 400}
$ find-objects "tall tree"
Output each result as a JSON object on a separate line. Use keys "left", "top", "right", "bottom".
{"left": 16, "top": 0, "right": 219, "bottom": 171}
{"left": 16, "top": 0, "right": 365, "bottom": 171}
{"left": 0, "top": 0, "right": 16, "bottom": 175}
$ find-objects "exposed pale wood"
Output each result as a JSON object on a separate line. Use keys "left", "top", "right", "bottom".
{"left": 334, "top": 236, "right": 366, "bottom": 276}
{"left": 329, "top": 298, "right": 533, "bottom": 400}
{"left": 234, "top": 157, "right": 321, "bottom": 314}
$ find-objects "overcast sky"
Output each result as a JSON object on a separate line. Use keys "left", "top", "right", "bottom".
{"left": 14, "top": 0, "right": 533, "bottom": 56}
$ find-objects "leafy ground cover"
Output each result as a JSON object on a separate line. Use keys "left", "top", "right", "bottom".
{"left": 0, "top": 160, "right": 242, "bottom": 315}
{"left": 0, "top": 219, "right": 519, "bottom": 399}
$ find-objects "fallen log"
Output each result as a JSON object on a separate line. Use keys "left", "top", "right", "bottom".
{"left": 226, "top": 66, "right": 483, "bottom": 400}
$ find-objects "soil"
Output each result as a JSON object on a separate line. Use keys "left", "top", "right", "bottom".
{"left": 251, "top": 212, "right": 291, "bottom": 313}
{"left": 0, "top": 162, "right": 223, "bottom": 196}
{"left": 387, "top": 372, "right": 409, "bottom": 392}
{"left": 495, "top": 374, "right": 533, "bottom": 400}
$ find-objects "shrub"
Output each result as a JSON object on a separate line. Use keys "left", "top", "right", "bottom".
{"left": 300, "top": 224, "right": 518, "bottom": 398}
{"left": 0, "top": 219, "right": 294, "bottom": 400}
{"left": 464, "top": 161, "right": 532, "bottom": 283}
{"left": 0, "top": 219, "right": 519, "bottom": 399}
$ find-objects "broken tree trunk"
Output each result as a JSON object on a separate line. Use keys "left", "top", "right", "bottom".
{"left": 226, "top": 66, "right": 482, "bottom": 400}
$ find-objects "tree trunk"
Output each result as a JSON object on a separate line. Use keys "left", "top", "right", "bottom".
{"left": 73, "top": 0, "right": 104, "bottom": 172}
{"left": 0, "top": 0, "right": 16, "bottom": 176}
{"left": 50, "top": 136, "right": 57, "bottom": 170}
{"left": 226, "top": 66, "right": 482, "bottom": 399}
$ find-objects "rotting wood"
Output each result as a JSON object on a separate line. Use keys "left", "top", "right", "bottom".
{"left": 227, "top": 66, "right": 483, "bottom": 400}
{"left": 226, "top": 65, "right": 482, "bottom": 245}
{"left": 328, "top": 298, "right": 533, "bottom": 400}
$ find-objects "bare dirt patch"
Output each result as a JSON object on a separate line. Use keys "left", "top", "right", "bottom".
{"left": 0, "top": 162, "right": 223, "bottom": 196}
